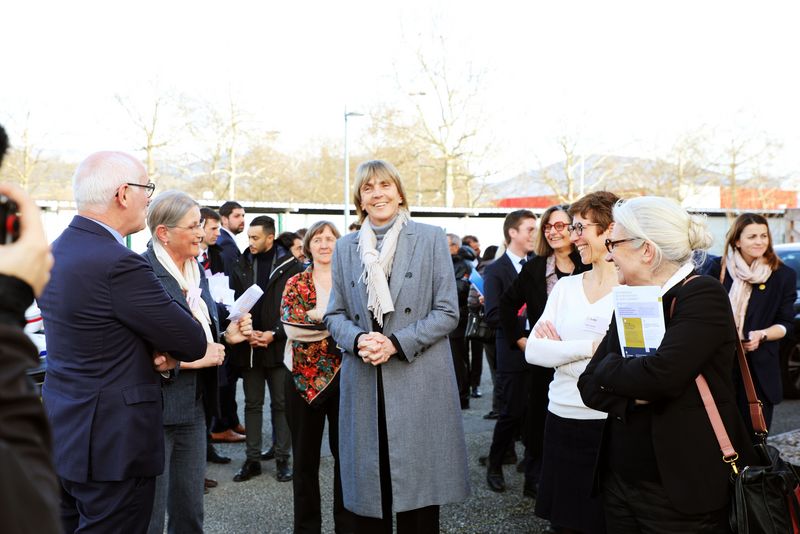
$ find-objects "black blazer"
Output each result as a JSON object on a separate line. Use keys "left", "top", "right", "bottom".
{"left": 578, "top": 274, "right": 758, "bottom": 515}
{"left": 142, "top": 246, "right": 222, "bottom": 423}
{"left": 484, "top": 253, "right": 530, "bottom": 373}
{"left": 498, "top": 250, "right": 589, "bottom": 350}
{"left": 704, "top": 257, "right": 795, "bottom": 404}
{"left": 230, "top": 247, "right": 304, "bottom": 367}
{"left": 215, "top": 229, "right": 242, "bottom": 275}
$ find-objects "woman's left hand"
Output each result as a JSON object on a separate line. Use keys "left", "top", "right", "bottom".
{"left": 225, "top": 313, "right": 253, "bottom": 344}
{"left": 743, "top": 330, "right": 765, "bottom": 352}
{"left": 534, "top": 320, "right": 562, "bottom": 341}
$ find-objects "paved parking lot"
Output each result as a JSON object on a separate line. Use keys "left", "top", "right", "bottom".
{"left": 202, "top": 362, "right": 800, "bottom": 534}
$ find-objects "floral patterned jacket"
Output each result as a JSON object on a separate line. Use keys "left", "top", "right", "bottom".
{"left": 281, "top": 267, "right": 342, "bottom": 404}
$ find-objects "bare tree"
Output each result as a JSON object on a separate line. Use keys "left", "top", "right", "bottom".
{"left": 2, "top": 114, "right": 44, "bottom": 192}
{"left": 710, "top": 132, "right": 780, "bottom": 209}
{"left": 115, "top": 93, "right": 171, "bottom": 179}
{"left": 538, "top": 136, "right": 616, "bottom": 203}
{"left": 393, "top": 34, "right": 491, "bottom": 207}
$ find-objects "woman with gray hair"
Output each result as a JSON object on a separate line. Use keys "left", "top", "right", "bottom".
{"left": 142, "top": 190, "right": 252, "bottom": 534}
{"left": 325, "top": 160, "right": 469, "bottom": 533}
{"left": 578, "top": 196, "right": 758, "bottom": 532}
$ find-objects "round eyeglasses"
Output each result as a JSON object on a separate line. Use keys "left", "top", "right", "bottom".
{"left": 543, "top": 221, "right": 568, "bottom": 233}
{"left": 567, "top": 222, "right": 602, "bottom": 236}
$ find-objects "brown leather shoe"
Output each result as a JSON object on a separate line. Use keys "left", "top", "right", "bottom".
{"left": 233, "top": 424, "right": 246, "bottom": 435}
{"left": 204, "top": 478, "right": 218, "bottom": 489}
{"left": 210, "top": 429, "right": 246, "bottom": 443}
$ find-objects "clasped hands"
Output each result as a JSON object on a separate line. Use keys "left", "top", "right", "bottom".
{"left": 152, "top": 313, "right": 253, "bottom": 371}
{"left": 357, "top": 332, "right": 397, "bottom": 366}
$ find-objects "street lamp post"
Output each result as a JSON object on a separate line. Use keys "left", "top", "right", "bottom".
{"left": 343, "top": 108, "right": 363, "bottom": 229}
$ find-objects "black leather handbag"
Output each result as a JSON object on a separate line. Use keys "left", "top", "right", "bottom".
{"left": 674, "top": 277, "right": 800, "bottom": 533}
{"left": 465, "top": 310, "right": 494, "bottom": 343}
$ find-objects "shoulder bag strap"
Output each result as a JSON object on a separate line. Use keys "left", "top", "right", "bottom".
{"left": 669, "top": 274, "right": 745, "bottom": 474}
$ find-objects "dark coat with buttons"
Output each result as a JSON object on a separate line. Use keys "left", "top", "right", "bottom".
{"left": 578, "top": 274, "right": 758, "bottom": 515}
{"left": 325, "top": 219, "right": 470, "bottom": 518}
{"left": 703, "top": 257, "right": 795, "bottom": 404}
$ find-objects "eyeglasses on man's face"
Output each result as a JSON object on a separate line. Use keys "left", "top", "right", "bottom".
{"left": 605, "top": 237, "right": 640, "bottom": 253}
{"left": 567, "top": 222, "right": 602, "bottom": 236}
{"left": 126, "top": 182, "right": 156, "bottom": 198}
{"left": 543, "top": 221, "right": 568, "bottom": 233}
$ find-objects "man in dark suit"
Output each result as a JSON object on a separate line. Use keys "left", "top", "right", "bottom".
{"left": 198, "top": 207, "right": 225, "bottom": 274}
{"left": 482, "top": 209, "right": 537, "bottom": 493}
{"left": 38, "top": 151, "right": 208, "bottom": 534}
{"left": 215, "top": 200, "right": 246, "bottom": 275}
{"left": 0, "top": 126, "right": 60, "bottom": 534}
{"left": 208, "top": 202, "right": 248, "bottom": 445}
{"left": 229, "top": 215, "right": 303, "bottom": 483}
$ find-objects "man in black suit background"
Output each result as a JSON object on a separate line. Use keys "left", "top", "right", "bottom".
{"left": 230, "top": 215, "right": 304, "bottom": 483}
{"left": 481, "top": 209, "right": 537, "bottom": 494}
{"left": 216, "top": 201, "right": 246, "bottom": 274}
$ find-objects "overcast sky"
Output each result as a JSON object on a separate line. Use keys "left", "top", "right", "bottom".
{"left": 2, "top": 0, "right": 799, "bottom": 180}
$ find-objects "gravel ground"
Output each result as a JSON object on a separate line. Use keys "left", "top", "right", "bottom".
{"left": 201, "top": 364, "right": 800, "bottom": 534}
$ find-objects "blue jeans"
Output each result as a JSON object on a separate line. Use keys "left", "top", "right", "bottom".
{"left": 147, "top": 402, "right": 206, "bottom": 534}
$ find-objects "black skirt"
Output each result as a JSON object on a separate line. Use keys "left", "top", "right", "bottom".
{"left": 535, "top": 411, "right": 606, "bottom": 534}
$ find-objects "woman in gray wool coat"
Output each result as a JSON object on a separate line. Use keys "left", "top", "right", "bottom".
{"left": 325, "top": 160, "right": 470, "bottom": 533}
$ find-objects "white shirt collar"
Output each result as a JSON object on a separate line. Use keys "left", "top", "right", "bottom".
{"left": 660, "top": 262, "right": 695, "bottom": 296}
{"left": 220, "top": 226, "right": 236, "bottom": 240}
{"left": 505, "top": 249, "right": 527, "bottom": 274}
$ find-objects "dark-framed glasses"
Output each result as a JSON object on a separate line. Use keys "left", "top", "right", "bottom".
{"left": 126, "top": 182, "right": 156, "bottom": 198}
{"left": 567, "top": 222, "right": 602, "bottom": 236}
{"left": 605, "top": 237, "right": 641, "bottom": 253}
{"left": 543, "top": 221, "right": 568, "bottom": 233}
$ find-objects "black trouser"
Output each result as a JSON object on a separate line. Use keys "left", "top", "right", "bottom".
{"left": 488, "top": 370, "right": 530, "bottom": 470}
{"left": 483, "top": 340, "right": 500, "bottom": 412}
{"left": 286, "top": 373, "right": 354, "bottom": 534}
{"left": 449, "top": 335, "right": 470, "bottom": 406}
{"left": 521, "top": 364, "right": 554, "bottom": 488}
{"left": 351, "top": 368, "right": 440, "bottom": 534}
{"left": 211, "top": 358, "right": 240, "bottom": 432}
{"left": 468, "top": 339, "right": 484, "bottom": 389}
{"left": 603, "top": 470, "right": 731, "bottom": 533}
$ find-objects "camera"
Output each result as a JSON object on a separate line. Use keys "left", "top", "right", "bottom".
{"left": 0, "top": 194, "right": 20, "bottom": 244}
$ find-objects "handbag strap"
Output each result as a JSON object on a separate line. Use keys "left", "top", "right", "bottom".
{"left": 667, "top": 274, "right": 762, "bottom": 475}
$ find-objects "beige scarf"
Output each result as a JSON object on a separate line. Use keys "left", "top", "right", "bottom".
{"left": 724, "top": 248, "right": 772, "bottom": 339}
{"left": 357, "top": 209, "right": 410, "bottom": 328}
{"left": 153, "top": 240, "right": 214, "bottom": 343}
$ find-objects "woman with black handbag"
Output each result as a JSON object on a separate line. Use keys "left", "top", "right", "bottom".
{"left": 578, "top": 196, "right": 758, "bottom": 532}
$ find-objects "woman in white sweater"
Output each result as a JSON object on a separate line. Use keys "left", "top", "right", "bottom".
{"left": 525, "top": 191, "right": 619, "bottom": 534}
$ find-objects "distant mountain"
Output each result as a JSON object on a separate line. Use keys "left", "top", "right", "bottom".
{"left": 486, "top": 154, "right": 725, "bottom": 202}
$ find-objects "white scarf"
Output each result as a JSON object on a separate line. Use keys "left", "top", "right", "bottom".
{"left": 153, "top": 240, "right": 214, "bottom": 343}
{"left": 725, "top": 248, "right": 773, "bottom": 339}
{"left": 357, "top": 210, "right": 410, "bottom": 328}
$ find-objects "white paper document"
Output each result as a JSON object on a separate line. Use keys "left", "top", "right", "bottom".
{"left": 227, "top": 285, "right": 264, "bottom": 322}
{"left": 207, "top": 273, "right": 236, "bottom": 306}
{"left": 612, "top": 286, "right": 665, "bottom": 358}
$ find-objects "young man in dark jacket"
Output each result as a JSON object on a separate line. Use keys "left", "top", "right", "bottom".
{"left": 229, "top": 215, "right": 304, "bottom": 483}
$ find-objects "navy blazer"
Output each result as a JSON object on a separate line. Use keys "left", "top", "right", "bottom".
{"left": 704, "top": 256, "right": 795, "bottom": 403}
{"left": 215, "top": 229, "right": 242, "bottom": 275}
{"left": 484, "top": 253, "right": 531, "bottom": 373}
{"left": 39, "top": 216, "right": 207, "bottom": 483}
{"left": 142, "top": 246, "right": 221, "bottom": 424}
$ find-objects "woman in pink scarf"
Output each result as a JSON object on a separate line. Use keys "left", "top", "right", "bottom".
{"left": 705, "top": 213, "right": 796, "bottom": 432}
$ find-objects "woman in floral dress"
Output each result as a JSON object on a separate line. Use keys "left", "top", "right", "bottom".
{"left": 282, "top": 220, "right": 354, "bottom": 534}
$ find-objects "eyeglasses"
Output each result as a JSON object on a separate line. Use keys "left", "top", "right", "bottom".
{"left": 605, "top": 237, "right": 641, "bottom": 253}
{"left": 122, "top": 182, "right": 156, "bottom": 198}
{"left": 543, "top": 221, "right": 568, "bottom": 233}
{"left": 567, "top": 222, "right": 602, "bottom": 236}
{"left": 170, "top": 223, "right": 204, "bottom": 233}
